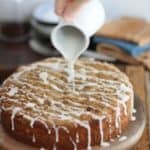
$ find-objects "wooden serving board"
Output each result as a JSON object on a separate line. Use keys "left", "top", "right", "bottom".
{"left": 0, "top": 96, "right": 146, "bottom": 150}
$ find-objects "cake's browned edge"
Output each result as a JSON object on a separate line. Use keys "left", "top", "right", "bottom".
{"left": 0, "top": 106, "right": 130, "bottom": 150}
{"left": 0, "top": 58, "right": 132, "bottom": 150}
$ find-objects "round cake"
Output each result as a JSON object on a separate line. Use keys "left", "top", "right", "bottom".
{"left": 0, "top": 58, "right": 134, "bottom": 150}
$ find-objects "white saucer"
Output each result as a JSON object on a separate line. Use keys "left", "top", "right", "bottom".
{"left": 31, "top": 19, "right": 55, "bottom": 37}
{"left": 33, "top": 0, "right": 59, "bottom": 24}
{"left": 0, "top": 95, "right": 146, "bottom": 150}
{"left": 29, "top": 38, "right": 59, "bottom": 56}
{"left": 29, "top": 38, "right": 116, "bottom": 62}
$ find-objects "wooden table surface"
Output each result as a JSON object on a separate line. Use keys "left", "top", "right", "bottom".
{"left": 0, "top": 41, "right": 45, "bottom": 83}
{"left": 0, "top": 41, "right": 150, "bottom": 150}
{"left": 117, "top": 65, "right": 150, "bottom": 150}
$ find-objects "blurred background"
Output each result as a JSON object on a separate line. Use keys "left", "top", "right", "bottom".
{"left": 101, "top": 0, "right": 150, "bottom": 21}
{"left": 0, "top": 0, "right": 150, "bottom": 83}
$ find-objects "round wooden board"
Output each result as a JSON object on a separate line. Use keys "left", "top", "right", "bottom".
{"left": 0, "top": 95, "right": 146, "bottom": 150}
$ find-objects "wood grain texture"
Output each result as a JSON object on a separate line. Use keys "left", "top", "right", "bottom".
{"left": 145, "top": 72, "right": 150, "bottom": 144}
{"left": 0, "top": 146, "right": 4, "bottom": 150}
{"left": 96, "top": 44, "right": 140, "bottom": 65}
{"left": 125, "top": 66, "right": 146, "bottom": 101}
{"left": 0, "top": 42, "right": 45, "bottom": 83}
{"left": 125, "top": 66, "right": 150, "bottom": 150}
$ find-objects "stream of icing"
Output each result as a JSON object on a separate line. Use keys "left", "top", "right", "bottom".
{"left": 0, "top": 58, "right": 135, "bottom": 150}
{"left": 11, "top": 107, "right": 22, "bottom": 131}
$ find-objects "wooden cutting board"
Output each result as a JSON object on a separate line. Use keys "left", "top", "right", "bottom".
{"left": 0, "top": 96, "right": 146, "bottom": 150}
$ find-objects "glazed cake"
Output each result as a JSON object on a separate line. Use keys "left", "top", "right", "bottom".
{"left": 0, "top": 58, "right": 134, "bottom": 150}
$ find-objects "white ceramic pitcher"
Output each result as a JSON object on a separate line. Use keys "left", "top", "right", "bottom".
{"left": 51, "top": 0, "right": 105, "bottom": 62}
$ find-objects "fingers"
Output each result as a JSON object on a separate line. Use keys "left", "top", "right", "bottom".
{"left": 55, "top": 0, "right": 91, "bottom": 21}
{"left": 63, "top": 0, "right": 90, "bottom": 21}
{"left": 55, "top": 0, "right": 67, "bottom": 16}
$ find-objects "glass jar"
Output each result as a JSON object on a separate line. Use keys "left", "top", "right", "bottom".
{"left": 0, "top": 0, "right": 45, "bottom": 42}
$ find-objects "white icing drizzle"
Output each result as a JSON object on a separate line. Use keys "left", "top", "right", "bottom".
{"left": 66, "top": 61, "right": 75, "bottom": 83}
{"left": 117, "top": 134, "right": 121, "bottom": 138}
{"left": 131, "top": 116, "right": 136, "bottom": 121}
{"left": 11, "top": 107, "right": 22, "bottom": 130}
{"left": 118, "top": 136, "right": 127, "bottom": 142}
{"left": 59, "top": 126, "right": 70, "bottom": 133}
{"left": 40, "top": 148, "right": 46, "bottom": 150}
{"left": 30, "top": 117, "right": 51, "bottom": 134}
{"left": 55, "top": 127, "right": 59, "bottom": 143}
{"left": 110, "top": 139, "right": 115, "bottom": 142}
{"left": 50, "top": 84, "right": 63, "bottom": 92}
{"left": 39, "top": 119, "right": 51, "bottom": 134}
{"left": 32, "top": 134, "right": 36, "bottom": 143}
{"left": 70, "top": 137, "right": 77, "bottom": 150}
{"left": 7, "top": 87, "right": 18, "bottom": 96}
{"left": 85, "top": 122, "right": 91, "bottom": 150}
{"left": 36, "top": 97, "right": 45, "bottom": 105}
{"left": 30, "top": 117, "right": 39, "bottom": 128}
{"left": 130, "top": 89, "right": 135, "bottom": 119}
{"left": 48, "top": 61, "right": 64, "bottom": 71}
{"left": 39, "top": 72, "right": 49, "bottom": 84}
{"left": 115, "top": 103, "right": 122, "bottom": 135}
{"left": 53, "top": 145, "right": 57, "bottom": 150}
{"left": 120, "top": 101, "right": 127, "bottom": 116}
{"left": 0, "top": 109, "right": 1, "bottom": 121}
{"left": 48, "top": 129, "right": 51, "bottom": 134}
{"left": 115, "top": 107, "right": 120, "bottom": 129}
{"left": 76, "top": 132, "right": 79, "bottom": 143}
{"left": 27, "top": 93, "right": 45, "bottom": 105}
{"left": 99, "top": 116, "right": 110, "bottom": 147}
{"left": 55, "top": 126, "right": 70, "bottom": 143}
{"left": 73, "top": 119, "right": 91, "bottom": 150}
{"left": 131, "top": 108, "right": 136, "bottom": 121}
{"left": 132, "top": 108, "right": 137, "bottom": 113}
{"left": 101, "top": 142, "right": 110, "bottom": 147}
{"left": 22, "top": 115, "right": 34, "bottom": 125}
{"left": 25, "top": 102, "right": 35, "bottom": 109}
{"left": 108, "top": 116, "right": 112, "bottom": 138}
{"left": 1, "top": 58, "right": 134, "bottom": 149}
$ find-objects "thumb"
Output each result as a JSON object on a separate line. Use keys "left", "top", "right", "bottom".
{"left": 63, "top": 0, "right": 90, "bottom": 21}
{"left": 55, "top": 0, "right": 67, "bottom": 16}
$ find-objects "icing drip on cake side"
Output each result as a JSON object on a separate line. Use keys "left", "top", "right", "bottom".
{"left": 11, "top": 107, "right": 22, "bottom": 130}
{"left": 32, "top": 134, "right": 36, "bottom": 143}
{"left": 0, "top": 58, "right": 134, "bottom": 150}
{"left": 76, "top": 132, "right": 79, "bottom": 143}
{"left": 70, "top": 137, "right": 77, "bottom": 150}
{"left": 99, "top": 117, "right": 110, "bottom": 147}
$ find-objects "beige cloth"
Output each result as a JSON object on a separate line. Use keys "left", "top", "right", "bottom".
{"left": 96, "top": 17, "right": 150, "bottom": 46}
{"left": 137, "top": 51, "right": 150, "bottom": 69}
{"left": 96, "top": 43, "right": 150, "bottom": 70}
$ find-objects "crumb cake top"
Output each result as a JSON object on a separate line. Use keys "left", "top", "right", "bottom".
{"left": 0, "top": 58, "right": 133, "bottom": 149}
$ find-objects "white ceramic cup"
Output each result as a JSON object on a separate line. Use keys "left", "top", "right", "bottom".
{"left": 51, "top": 0, "right": 105, "bottom": 62}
